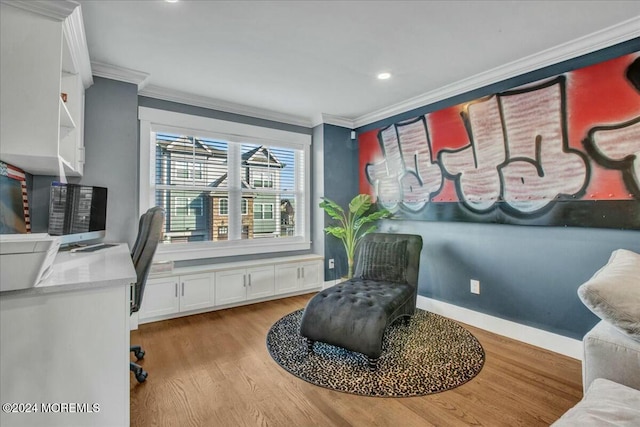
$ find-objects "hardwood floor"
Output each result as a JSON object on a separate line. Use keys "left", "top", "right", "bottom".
{"left": 130, "top": 294, "right": 583, "bottom": 426}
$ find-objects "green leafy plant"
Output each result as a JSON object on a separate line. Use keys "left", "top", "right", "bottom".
{"left": 320, "top": 194, "right": 392, "bottom": 278}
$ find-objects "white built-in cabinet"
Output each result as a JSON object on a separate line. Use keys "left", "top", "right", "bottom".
{"left": 275, "top": 260, "right": 321, "bottom": 294}
{"left": 180, "top": 273, "right": 215, "bottom": 311}
{"left": 0, "top": 1, "right": 92, "bottom": 176}
{"left": 138, "top": 273, "right": 214, "bottom": 319}
{"left": 138, "top": 255, "right": 323, "bottom": 324}
{"left": 215, "top": 265, "right": 275, "bottom": 305}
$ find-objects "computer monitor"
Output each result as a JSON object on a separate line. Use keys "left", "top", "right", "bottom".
{"left": 48, "top": 182, "right": 108, "bottom": 246}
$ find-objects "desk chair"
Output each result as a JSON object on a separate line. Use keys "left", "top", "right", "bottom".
{"left": 130, "top": 206, "right": 164, "bottom": 383}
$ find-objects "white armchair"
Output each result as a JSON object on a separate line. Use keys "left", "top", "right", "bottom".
{"left": 553, "top": 249, "right": 640, "bottom": 426}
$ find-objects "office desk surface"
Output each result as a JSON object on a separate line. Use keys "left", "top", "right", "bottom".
{"left": 2, "top": 243, "right": 136, "bottom": 296}
{"left": 0, "top": 243, "right": 134, "bottom": 427}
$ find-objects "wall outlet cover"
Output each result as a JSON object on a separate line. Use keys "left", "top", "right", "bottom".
{"left": 470, "top": 279, "right": 480, "bottom": 294}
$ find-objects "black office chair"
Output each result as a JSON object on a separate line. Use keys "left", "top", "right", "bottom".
{"left": 129, "top": 206, "right": 164, "bottom": 383}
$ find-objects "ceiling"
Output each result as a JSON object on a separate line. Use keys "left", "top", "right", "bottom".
{"left": 77, "top": 0, "right": 640, "bottom": 127}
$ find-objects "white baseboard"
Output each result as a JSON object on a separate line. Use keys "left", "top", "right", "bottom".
{"left": 323, "top": 279, "right": 340, "bottom": 289}
{"left": 417, "top": 295, "right": 582, "bottom": 360}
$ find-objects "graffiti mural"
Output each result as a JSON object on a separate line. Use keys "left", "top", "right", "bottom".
{"left": 360, "top": 52, "right": 640, "bottom": 229}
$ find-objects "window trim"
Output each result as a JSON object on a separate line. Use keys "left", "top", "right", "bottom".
{"left": 139, "top": 107, "right": 311, "bottom": 262}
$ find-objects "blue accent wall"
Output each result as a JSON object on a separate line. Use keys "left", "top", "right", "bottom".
{"left": 378, "top": 220, "right": 639, "bottom": 339}
{"left": 346, "top": 39, "right": 640, "bottom": 339}
{"left": 83, "top": 77, "right": 140, "bottom": 245}
{"left": 322, "top": 124, "right": 359, "bottom": 281}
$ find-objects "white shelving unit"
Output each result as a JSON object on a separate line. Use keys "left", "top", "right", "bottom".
{"left": 0, "top": 1, "right": 92, "bottom": 177}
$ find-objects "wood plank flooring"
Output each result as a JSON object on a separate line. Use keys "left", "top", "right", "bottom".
{"left": 130, "top": 294, "right": 583, "bottom": 426}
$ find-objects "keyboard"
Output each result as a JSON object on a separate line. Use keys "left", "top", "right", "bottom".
{"left": 71, "top": 243, "right": 117, "bottom": 253}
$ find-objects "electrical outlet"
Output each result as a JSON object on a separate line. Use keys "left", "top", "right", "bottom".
{"left": 470, "top": 279, "right": 480, "bottom": 294}
{"left": 328, "top": 259, "right": 335, "bottom": 269}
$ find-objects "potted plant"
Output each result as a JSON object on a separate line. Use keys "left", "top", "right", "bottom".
{"left": 320, "top": 194, "right": 392, "bottom": 278}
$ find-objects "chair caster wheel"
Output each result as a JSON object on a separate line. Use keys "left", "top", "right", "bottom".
{"left": 134, "top": 349, "right": 145, "bottom": 360}
{"left": 135, "top": 369, "right": 148, "bottom": 383}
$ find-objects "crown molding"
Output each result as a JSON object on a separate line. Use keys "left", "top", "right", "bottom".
{"left": 92, "top": 64, "right": 313, "bottom": 127}
{"left": 139, "top": 84, "right": 314, "bottom": 128}
{"left": 312, "top": 114, "right": 355, "bottom": 129}
{"left": 64, "top": 3, "right": 93, "bottom": 89}
{"left": 91, "top": 62, "right": 150, "bottom": 90}
{"left": 353, "top": 16, "right": 640, "bottom": 128}
{"left": 1, "top": 0, "right": 77, "bottom": 21}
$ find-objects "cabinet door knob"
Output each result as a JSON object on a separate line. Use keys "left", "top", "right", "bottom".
{"left": 181, "top": 282, "right": 185, "bottom": 296}
{"left": 297, "top": 267, "right": 300, "bottom": 279}
{"left": 302, "top": 267, "right": 305, "bottom": 278}
{"left": 243, "top": 275, "right": 246, "bottom": 287}
{"left": 175, "top": 283, "right": 178, "bottom": 298}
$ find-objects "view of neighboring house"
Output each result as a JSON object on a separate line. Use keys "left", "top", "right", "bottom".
{"left": 154, "top": 134, "right": 293, "bottom": 243}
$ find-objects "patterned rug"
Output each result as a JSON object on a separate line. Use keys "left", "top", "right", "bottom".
{"left": 266, "top": 309, "right": 485, "bottom": 397}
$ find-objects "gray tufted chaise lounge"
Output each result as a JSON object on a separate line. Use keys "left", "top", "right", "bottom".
{"left": 300, "top": 233, "right": 423, "bottom": 369}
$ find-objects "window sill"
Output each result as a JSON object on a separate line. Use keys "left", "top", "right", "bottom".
{"left": 153, "top": 237, "right": 311, "bottom": 262}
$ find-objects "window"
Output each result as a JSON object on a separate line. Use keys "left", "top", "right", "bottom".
{"left": 219, "top": 198, "right": 228, "bottom": 216}
{"left": 253, "top": 172, "right": 274, "bottom": 188}
{"left": 175, "top": 161, "right": 203, "bottom": 180}
{"left": 264, "top": 204, "right": 273, "bottom": 220}
{"left": 175, "top": 161, "right": 189, "bottom": 179}
{"left": 139, "top": 107, "right": 311, "bottom": 261}
{"left": 254, "top": 203, "right": 274, "bottom": 220}
{"left": 174, "top": 161, "right": 203, "bottom": 180}
{"left": 219, "top": 198, "right": 244, "bottom": 215}
{"left": 173, "top": 196, "right": 203, "bottom": 216}
{"left": 217, "top": 226, "right": 228, "bottom": 241}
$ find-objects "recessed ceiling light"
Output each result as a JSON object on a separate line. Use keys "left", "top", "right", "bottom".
{"left": 377, "top": 72, "right": 391, "bottom": 80}
{"left": 165, "top": 0, "right": 179, "bottom": 3}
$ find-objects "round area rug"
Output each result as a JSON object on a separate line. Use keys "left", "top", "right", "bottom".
{"left": 266, "top": 309, "right": 485, "bottom": 397}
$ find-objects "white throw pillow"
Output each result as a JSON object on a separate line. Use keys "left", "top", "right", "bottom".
{"left": 578, "top": 249, "right": 640, "bottom": 341}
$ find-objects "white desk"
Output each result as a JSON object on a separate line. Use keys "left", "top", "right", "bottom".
{"left": 0, "top": 243, "right": 135, "bottom": 427}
